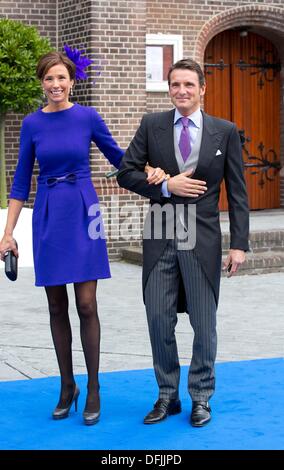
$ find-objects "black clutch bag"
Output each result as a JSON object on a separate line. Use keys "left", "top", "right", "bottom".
{"left": 4, "top": 241, "right": 18, "bottom": 281}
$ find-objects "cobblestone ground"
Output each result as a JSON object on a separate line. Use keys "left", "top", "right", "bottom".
{"left": 0, "top": 263, "right": 283, "bottom": 381}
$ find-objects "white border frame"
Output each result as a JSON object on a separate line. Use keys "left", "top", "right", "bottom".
{"left": 146, "top": 34, "right": 183, "bottom": 92}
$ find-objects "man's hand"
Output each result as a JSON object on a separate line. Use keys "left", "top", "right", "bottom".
{"left": 167, "top": 169, "right": 207, "bottom": 197}
{"left": 222, "top": 249, "right": 246, "bottom": 278}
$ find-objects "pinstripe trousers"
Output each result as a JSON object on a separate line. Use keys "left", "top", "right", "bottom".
{"left": 144, "top": 238, "right": 217, "bottom": 402}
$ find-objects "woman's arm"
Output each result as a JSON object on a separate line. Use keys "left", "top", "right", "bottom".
{"left": 0, "top": 199, "right": 24, "bottom": 260}
{"left": 91, "top": 108, "right": 124, "bottom": 169}
{"left": 91, "top": 108, "right": 169, "bottom": 184}
{"left": 1, "top": 114, "right": 36, "bottom": 260}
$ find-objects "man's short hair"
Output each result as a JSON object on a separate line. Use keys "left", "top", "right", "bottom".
{"left": 168, "top": 58, "right": 205, "bottom": 87}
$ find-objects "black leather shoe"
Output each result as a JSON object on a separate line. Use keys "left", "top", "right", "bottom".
{"left": 144, "top": 398, "right": 181, "bottom": 424}
{"left": 190, "top": 401, "right": 211, "bottom": 427}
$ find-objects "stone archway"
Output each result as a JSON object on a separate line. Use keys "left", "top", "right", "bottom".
{"left": 194, "top": 4, "right": 284, "bottom": 207}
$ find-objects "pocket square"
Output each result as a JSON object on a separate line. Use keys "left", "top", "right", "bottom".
{"left": 216, "top": 149, "right": 222, "bottom": 156}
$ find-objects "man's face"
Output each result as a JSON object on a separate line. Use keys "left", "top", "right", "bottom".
{"left": 169, "top": 69, "right": 206, "bottom": 116}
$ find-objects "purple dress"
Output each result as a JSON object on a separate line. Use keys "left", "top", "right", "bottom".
{"left": 10, "top": 103, "right": 124, "bottom": 286}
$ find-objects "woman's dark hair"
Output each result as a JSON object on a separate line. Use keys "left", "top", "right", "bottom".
{"left": 36, "top": 51, "right": 76, "bottom": 81}
{"left": 167, "top": 58, "right": 205, "bottom": 87}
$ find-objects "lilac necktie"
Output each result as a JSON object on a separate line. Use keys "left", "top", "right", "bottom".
{"left": 179, "top": 117, "right": 191, "bottom": 162}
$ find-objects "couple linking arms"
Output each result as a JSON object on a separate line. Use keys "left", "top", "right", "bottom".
{"left": 0, "top": 53, "right": 249, "bottom": 427}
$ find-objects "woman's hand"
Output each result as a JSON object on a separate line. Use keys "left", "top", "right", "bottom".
{"left": 145, "top": 165, "right": 170, "bottom": 185}
{"left": 0, "top": 235, "right": 18, "bottom": 262}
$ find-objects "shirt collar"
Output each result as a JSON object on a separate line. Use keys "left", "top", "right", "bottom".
{"left": 174, "top": 108, "right": 201, "bottom": 128}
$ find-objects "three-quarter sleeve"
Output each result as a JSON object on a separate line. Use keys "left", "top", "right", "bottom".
{"left": 91, "top": 108, "right": 124, "bottom": 169}
{"left": 10, "top": 118, "right": 36, "bottom": 201}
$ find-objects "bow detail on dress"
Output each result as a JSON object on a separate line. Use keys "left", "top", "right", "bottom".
{"left": 46, "top": 173, "right": 77, "bottom": 187}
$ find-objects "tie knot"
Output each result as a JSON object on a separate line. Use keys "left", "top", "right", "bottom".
{"left": 181, "top": 117, "right": 189, "bottom": 128}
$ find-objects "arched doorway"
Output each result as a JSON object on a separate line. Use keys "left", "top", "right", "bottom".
{"left": 204, "top": 29, "right": 281, "bottom": 210}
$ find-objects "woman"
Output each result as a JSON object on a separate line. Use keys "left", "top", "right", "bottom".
{"left": 0, "top": 50, "right": 165, "bottom": 425}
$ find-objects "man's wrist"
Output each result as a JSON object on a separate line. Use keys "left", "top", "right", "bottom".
{"left": 166, "top": 176, "right": 172, "bottom": 193}
{"left": 161, "top": 177, "right": 171, "bottom": 198}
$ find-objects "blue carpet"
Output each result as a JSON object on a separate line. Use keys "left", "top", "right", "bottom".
{"left": 0, "top": 358, "right": 283, "bottom": 450}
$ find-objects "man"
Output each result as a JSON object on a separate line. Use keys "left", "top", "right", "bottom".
{"left": 117, "top": 59, "right": 249, "bottom": 427}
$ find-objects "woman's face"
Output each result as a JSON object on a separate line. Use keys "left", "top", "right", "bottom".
{"left": 42, "top": 63, "right": 74, "bottom": 107}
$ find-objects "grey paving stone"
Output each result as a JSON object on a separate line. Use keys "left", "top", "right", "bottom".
{"left": 0, "top": 262, "right": 283, "bottom": 382}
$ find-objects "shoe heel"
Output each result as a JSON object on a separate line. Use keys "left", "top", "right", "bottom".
{"left": 52, "top": 385, "right": 80, "bottom": 420}
{"left": 169, "top": 400, "right": 182, "bottom": 416}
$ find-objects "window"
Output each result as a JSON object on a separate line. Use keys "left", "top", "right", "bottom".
{"left": 146, "top": 34, "right": 183, "bottom": 92}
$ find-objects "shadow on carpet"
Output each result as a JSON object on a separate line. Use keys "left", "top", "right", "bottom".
{"left": 0, "top": 358, "right": 283, "bottom": 450}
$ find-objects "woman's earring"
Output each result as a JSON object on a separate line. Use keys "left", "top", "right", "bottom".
{"left": 70, "top": 86, "right": 73, "bottom": 96}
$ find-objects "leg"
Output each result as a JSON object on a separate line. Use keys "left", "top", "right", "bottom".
{"left": 45, "top": 285, "right": 76, "bottom": 407}
{"left": 178, "top": 249, "right": 217, "bottom": 401}
{"left": 74, "top": 280, "right": 100, "bottom": 413}
{"left": 144, "top": 240, "right": 181, "bottom": 400}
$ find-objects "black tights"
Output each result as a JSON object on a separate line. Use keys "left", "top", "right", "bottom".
{"left": 45, "top": 280, "right": 100, "bottom": 412}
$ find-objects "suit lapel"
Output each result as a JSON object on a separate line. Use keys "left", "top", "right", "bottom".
{"left": 193, "top": 111, "right": 224, "bottom": 179}
{"left": 153, "top": 109, "right": 180, "bottom": 176}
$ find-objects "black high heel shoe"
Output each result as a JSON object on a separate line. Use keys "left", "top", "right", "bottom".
{"left": 52, "top": 385, "right": 80, "bottom": 420}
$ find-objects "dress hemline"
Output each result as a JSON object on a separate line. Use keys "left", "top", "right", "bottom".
{"left": 35, "top": 273, "right": 111, "bottom": 287}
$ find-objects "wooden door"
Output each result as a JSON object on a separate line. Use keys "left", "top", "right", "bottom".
{"left": 204, "top": 30, "right": 281, "bottom": 210}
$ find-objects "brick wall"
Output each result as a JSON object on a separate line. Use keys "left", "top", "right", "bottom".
{"left": 89, "top": 0, "right": 147, "bottom": 257}
{"left": 1, "top": 0, "right": 284, "bottom": 261}
{"left": 146, "top": 0, "right": 284, "bottom": 111}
